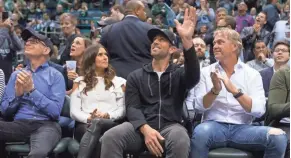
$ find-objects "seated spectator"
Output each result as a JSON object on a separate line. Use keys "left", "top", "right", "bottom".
{"left": 196, "top": 0, "right": 215, "bottom": 30}
{"left": 58, "top": 0, "right": 73, "bottom": 10}
{"left": 262, "top": 0, "right": 280, "bottom": 32}
{"left": 0, "top": 69, "right": 4, "bottom": 102}
{"left": 147, "top": 17, "right": 153, "bottom": 24}
{"left": 151, "top": 0, "right": 168, "bottom": 21}
{"left": 71, "top": 0, "right": 81, "bottom": 12}
{"left": 247, "top": 40, "right": 273, "bottom": 71}
{"left": 204, "top": 15, "right": 236, "bottom": 64}
{"left": 241, "top": 11, "right": 270, "bottom": 62}
{"left": 51, "top": 4, "right": 64, "bottom": 22}
{"left": 281, "top": 1, "right": 290, "bottom": 20}
{"left": 270, "top": 13, "right": 290, "bottom": 48}
{"left": 235, "top": 1, "right": 254, "bottom": 34}
{"left": 216, "top": 0, "right": 233, "bottom": 15}
{"left": 11, "top": 13, "right": 20, "bottom": 27}
{"left": 110, "top": 5, "right": 125, "bottom": 21}
{"left": 36, "top": 2, "right": 49, "bottom": 18}
{"left": 193, "top": 37, "right": 209, "bottom": 68}
{"left": 172, "top": 49, "right": 184, "bottom": 66}
{"left": 99, "top": 7, "right": 200, "bottom": 158}
{"left": 59, "top": 13, "right": 81, "bottom": 65}
{"left": 78, "top": 2, "right": 88, "bottom": 17}
{"left": 250, "top": 7, "right": 256, "bottom": 20}
{"left": 70, "top": 44, "right": 126, "bottom": 158}
{"left": 265, "top": 66, "right": 290, "bottom": 158}
{"left": 12, "top": 2, "right": 27, "bottom": 28}
{"left": 260, "top": 41, "right": 290, "bottom": 97}
{"left": 197, "top": 24, "right": 208, "bottom": 38}
{"left": 66, "top": 37, "right": 92, "bottom": 93}
{"left": 185, "top": 36, "right": 209, "bottom": 120}
{"left": 0, "top": 28, "right": 65, "bottom": 157}
{"left": 0, "top": 17, "right": 23, "bottom": 84}
{"left": 215, "top": 7, "right": 227, "bottom": 24}
{"left": 191, "top": 28, "right": 287, "bottom": 158}
{"left": 27, "top": 1, "right": 37, "bottom": 22}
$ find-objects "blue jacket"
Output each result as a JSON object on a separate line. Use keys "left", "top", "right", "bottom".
{"left": 260, "top": 67, "right": 274, "bottom": 97}
{"left": 100, "top": 16, "right": 155, "bottom": 79}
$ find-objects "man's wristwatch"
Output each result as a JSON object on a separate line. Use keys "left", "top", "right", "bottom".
{"left": 233, "top": 89, "right": 244, "bottom": 99}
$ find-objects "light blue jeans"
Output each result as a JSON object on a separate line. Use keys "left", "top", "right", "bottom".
{"left": 191, "top": 121, "right": 288, "bottom": 158}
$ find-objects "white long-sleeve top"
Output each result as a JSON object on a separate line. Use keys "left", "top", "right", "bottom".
{"left": 0, "top": 69, "right": 4, "bottom": 102}
{"left": 193, "top": 60, "right": 266, "bottom": 125}
{"left": 70, "top": 76, "right": 126, "bottom": 123}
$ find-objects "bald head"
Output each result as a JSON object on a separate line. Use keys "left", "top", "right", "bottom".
{"left": 125, "top": 0, "right": 143, "bottom": 14}
{"left": 125, "top": 0, "right": 146, "bottom": 21}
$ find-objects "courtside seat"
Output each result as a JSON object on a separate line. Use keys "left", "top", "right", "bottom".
{"left": 5, "top": 96, "right": 71, "bottom": 158}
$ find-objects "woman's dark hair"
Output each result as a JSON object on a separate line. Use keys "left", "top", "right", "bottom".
{"left": 81, "top": 44, "right": 116, "bottom": 94}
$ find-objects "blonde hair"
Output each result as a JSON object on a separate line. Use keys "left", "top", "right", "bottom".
{"left": 59, "top": 13, "right": 78, "bottom": 26}
{"left": 214, "top": 28, "right": 243, "bottom": 56}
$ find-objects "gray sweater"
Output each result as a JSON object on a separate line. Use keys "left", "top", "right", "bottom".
{"left": 0, "top": 27, "right": 23, "bottom": 83}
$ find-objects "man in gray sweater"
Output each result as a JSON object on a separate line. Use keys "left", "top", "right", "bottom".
{"left": 0, "top": 18, "right": 23, "bottom": 83}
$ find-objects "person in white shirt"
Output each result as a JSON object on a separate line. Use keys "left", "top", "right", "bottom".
{"left": 70, "top": 44, "right": 126, "bottom": 158}
{"left": 190, "top": 28, "right": 288, "bottom": 158}
{"left": 185, "top": 37, "right": 209, "bottom": 119}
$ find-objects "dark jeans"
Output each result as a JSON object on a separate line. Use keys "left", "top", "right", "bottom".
{"left": 77, "top": 119, "right": 118, "bottom": 158}
{"left": 0, "top": 119, "right": 61, "bottom": 158}
{"left": 75, "top": 121, "right": 88, "bottom": 142}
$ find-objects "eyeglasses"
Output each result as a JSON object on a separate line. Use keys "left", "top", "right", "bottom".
{"left": 274, "top": 48, "right": 289, "bottom": 53}
{"left": 26, "top": 38, "right": 46, "bottom": 46}
{"left": 255, "top": 46, "right": 266, "bottom": 50}
{"left": 194, "top": 44, "right": 206, "bottom": 48}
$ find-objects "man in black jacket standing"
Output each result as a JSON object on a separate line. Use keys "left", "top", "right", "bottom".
{"left": 100, "top": 7, "right": 200, "bottom": 158}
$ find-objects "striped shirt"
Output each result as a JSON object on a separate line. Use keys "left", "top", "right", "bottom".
{"left": 0, "top": 69, "right": 5, "bottom": 102}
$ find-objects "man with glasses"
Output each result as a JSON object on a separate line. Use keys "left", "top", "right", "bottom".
{"left": 247, "top": 40, "right": 274, "bottom": 72}
{"left": 0, "top": 28, "right": 66, "bottom": 158}
{"left": 260, "top": 40, "right": 290, "bottom": 97}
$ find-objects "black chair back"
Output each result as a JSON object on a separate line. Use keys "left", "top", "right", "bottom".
{"left": 60, "top": 95, "right": 71, "bottom": 118}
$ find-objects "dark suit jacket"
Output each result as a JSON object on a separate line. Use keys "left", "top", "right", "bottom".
{"left": 260, "top": 67, "right": 274, "bottom": 97}
{"left": 100, "top": 16, "right": 155, "bottom": 79}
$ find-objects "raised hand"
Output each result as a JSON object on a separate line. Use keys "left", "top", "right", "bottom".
{"left": 210, "top": 69, "right": 222, "bottom": 93}
{"left": 174, "top": 7, "right": 197, "bottom": 40}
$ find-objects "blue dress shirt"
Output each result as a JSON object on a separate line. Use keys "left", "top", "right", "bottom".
{"left": 1, "top": 62, "right": 66, "bottom": 121}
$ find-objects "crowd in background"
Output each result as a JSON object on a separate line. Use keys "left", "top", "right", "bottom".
{"left": 0, "top": 0, "right": 290, "bottom": 157}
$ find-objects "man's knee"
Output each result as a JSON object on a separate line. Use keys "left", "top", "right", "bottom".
{"left": 192, "top": 122, "right": 215, "bottom": 140}
{"left": 167, "top": 126, "right": 190, "bottom": 148}
{"left": 268, "top": 128, "right": 288, "bottom": 153}
{"left": 28, "top": 148, "right": 50, "bottom": 158}
{"left": 101, "top": 122, "right": 131, "bottom": 145}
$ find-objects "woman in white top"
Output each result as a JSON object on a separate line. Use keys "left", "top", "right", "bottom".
{"left": 70, "top": 44, "right": 126, "bottom": 158}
